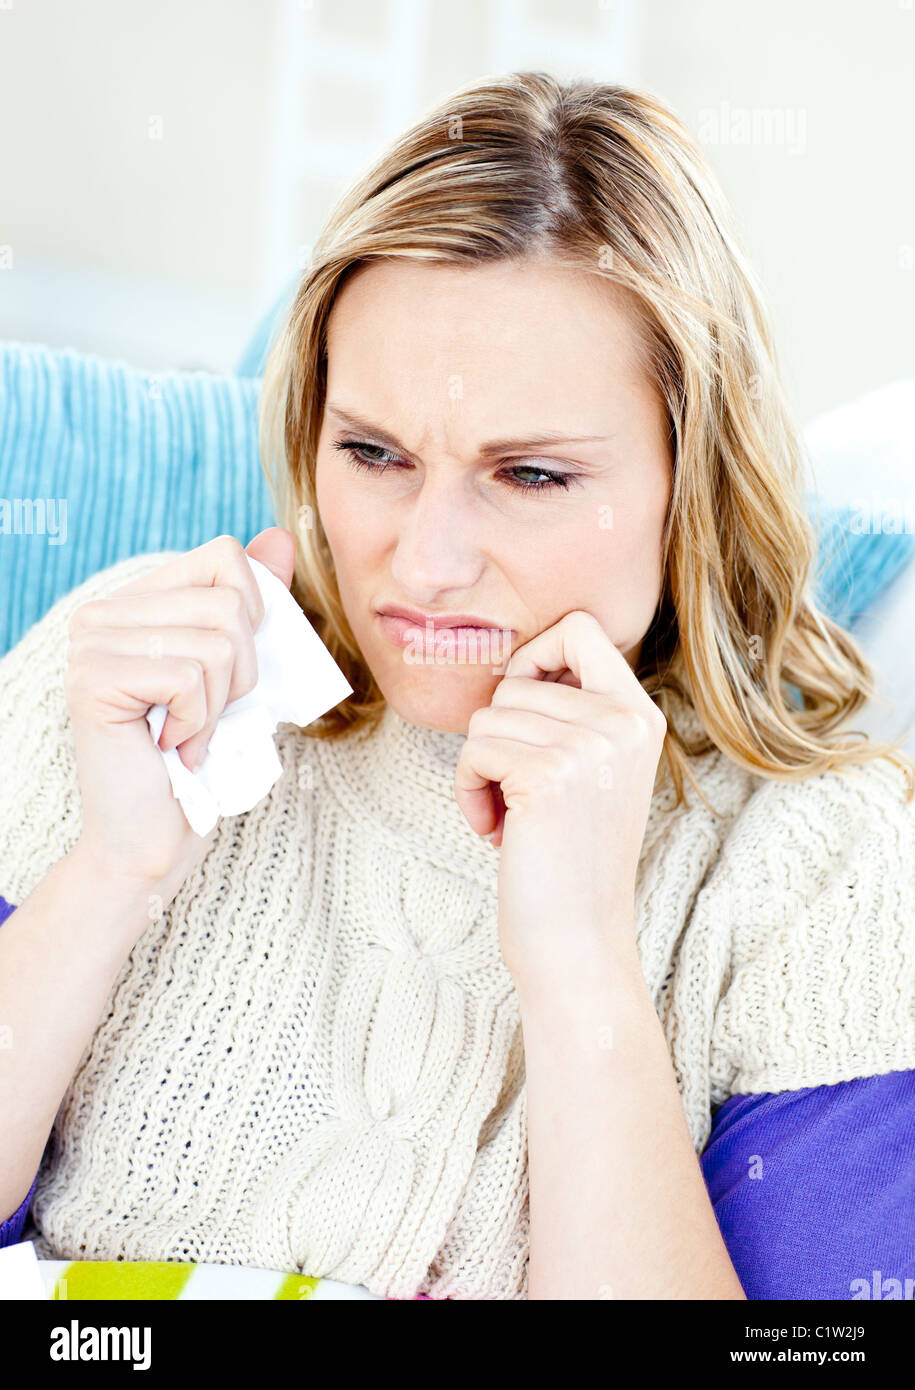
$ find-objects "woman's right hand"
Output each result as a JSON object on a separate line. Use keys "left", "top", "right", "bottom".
{"left": 64, "top": 527, "right": 297, "bottom": 898}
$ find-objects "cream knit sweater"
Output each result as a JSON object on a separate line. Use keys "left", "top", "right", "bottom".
{"left": 2, "top": 552, "right": 915, "bottom": 1300}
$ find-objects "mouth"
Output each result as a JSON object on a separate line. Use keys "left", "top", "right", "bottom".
{"left": 374, "top": 604, "right": 516, "bottom": 656}
{"left": 376, "top": 602, "right": 508, "bottom": 629}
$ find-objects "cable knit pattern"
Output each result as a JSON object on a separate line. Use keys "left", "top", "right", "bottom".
{"left": 1, "top": 552, "right": 914, "bottom": 1300}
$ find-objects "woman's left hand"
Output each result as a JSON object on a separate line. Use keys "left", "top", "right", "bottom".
{"left": 453, "top": 611, "right": 667, "bottom": 985}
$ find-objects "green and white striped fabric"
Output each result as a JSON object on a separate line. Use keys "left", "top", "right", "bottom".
{"left": 37, "top": 1259, "right": 384, "bottom": 1300}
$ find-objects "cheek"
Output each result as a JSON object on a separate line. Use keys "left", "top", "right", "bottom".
{"left": 525, "top": 513, "right": 644, "bottom": 589}
{"left": 605, "top": 467, "right": 670, "bottom": 566}
{"left": 526, "top": 503, "right": 665, "bottom": 633}
{"left": 315, "top": 459, "right": 376, "bottom": 572}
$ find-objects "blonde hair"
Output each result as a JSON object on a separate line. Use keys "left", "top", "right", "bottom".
{"left": 259, "top": 70, "right": 915, "bottom": 810}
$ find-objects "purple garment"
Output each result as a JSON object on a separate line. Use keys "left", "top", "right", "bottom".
{"left": 2, "top": 892, "right": 914, "bottom": 1299}
{"left": 700, "top": 1071, "right": 915, "bottom": 1298}
{"left": 0, "top": 1173, "right": 38, "bottom": 1248}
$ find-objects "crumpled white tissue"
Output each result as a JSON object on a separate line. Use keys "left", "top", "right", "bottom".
{"left": 145, "top": 556, "right": 353, "bottom": 837}
{"left": 0, "top": 1240, "right": 48, "bottom": 1300}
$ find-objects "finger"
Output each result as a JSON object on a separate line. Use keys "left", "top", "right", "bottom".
{"left": 504, "top": 610, "right": 630, "bottom": 698}
{"left": 70, "top": 586, "right": 258, "bottom": 678}
{"left": 244, "top": 526, "right": 297, "bottom": 590}
{"left": 72, "top": 626, "right": 245, "bottom": 767}
{"left": 489, "top": 674, "right": 627, "bottom": 731}
{"left": 159, "top": 648, "right": 233, "bottom": 769}
{"left": 454, "top": 732, "right": 543, "bottom": 838}
{"left": 460, "top": 708, "right": 556, "bottom": 849}
{"left": 104, "top": 535, "right": 265, "bottom": 631}
{"left": 469, "top": 702, "right": 577, "bottom": 749}
{"left": 464, "top": 707, "right": 617, "bottom": 846}
{"left": 67, "top": 651, "right": 208, "bottom": 749}
{"left": 70, "top": 624, "right": 257, "bottom": 712}
{"left": 454, "top": 735, "right": 508, "bottom": 839}
{"left": 457, "top": 685, "right": 606, "bottom": 841}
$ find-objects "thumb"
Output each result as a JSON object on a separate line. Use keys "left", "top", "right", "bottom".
{"left": 244, "top": 526, "right": 296, "bottom": 591}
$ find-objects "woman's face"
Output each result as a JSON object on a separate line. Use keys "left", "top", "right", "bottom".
{"left": 315, "top": 255, "right": 674, "bottom": 735}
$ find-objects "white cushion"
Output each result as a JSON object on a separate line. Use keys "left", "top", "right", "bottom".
{"left": 803, "top": 382, "right": 915, "bottom": 757}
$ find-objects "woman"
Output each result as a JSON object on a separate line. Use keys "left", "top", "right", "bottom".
{"left": 1, "top": 72, "right": 914, "bottom": 1301}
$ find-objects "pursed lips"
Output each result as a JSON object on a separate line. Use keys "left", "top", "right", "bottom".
{"left": 376, "top": 603, "right": 513, "bottom": 631}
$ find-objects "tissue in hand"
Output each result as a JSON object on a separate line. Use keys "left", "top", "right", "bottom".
{"left": 145, "top": 556, "right": 353, "bottom": 837}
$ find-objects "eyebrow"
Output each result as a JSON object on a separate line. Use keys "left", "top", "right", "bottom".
{"left": 325, "top": 404, "right": 613, "bottom": 460}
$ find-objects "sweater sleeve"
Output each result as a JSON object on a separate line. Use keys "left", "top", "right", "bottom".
{"left": 0, "top": 553, "right": 181, "bottom": 1245}
{"left": 0, "top": 893, "right": 40, "bottom": 1245}
{"left": 0, "top": 550, "right": 183, "bottom": 907}
{"left": 703, "top": 754, "right": 915, "bottom": 1100}
{"left": 700, "top": 1071, "right": 915, "bottom": 1299}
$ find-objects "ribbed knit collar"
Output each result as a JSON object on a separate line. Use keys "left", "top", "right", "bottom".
{"left": 312, "top": 693, "right": 719, "bottom": 887}
{"left": 312, "top": 700, "right": 500, "bottom": 883}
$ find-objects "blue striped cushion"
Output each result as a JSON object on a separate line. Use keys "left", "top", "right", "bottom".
{"left": 807, "top": 494, "right": 914, "bottom": 630}
{"left": 0, "top": 342, "right": 276, "bottom": 658}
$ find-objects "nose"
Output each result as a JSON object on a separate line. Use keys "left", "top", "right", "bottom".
{"left": 389, "top": 469, "right": 488, "bottom": 601}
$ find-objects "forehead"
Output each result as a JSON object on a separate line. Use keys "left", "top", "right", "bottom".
{"left": 324, "top": 256, "right": 655, "bottom": 430}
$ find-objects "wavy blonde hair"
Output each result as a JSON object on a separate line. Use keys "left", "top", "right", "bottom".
{"left": 259, "top": 70, "right": 915, "bottom": 811}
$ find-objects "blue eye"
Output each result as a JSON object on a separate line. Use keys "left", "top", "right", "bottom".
{"left": 501, "top": 463, "right": 572, "bottom": 493}
{"left": 332, "top": 440, "right": 576, "bottom": 494}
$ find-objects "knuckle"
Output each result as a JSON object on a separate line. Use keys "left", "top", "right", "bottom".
{"left": 64, "top": 657, "right": 85, "bottom": 699}
{"left": 540, "top": 745, "right": 571, "bottom": 786}
{"left": 175, "top": 659, "right": 205, "bottom": 695}
{"left": 489, "top": 675, "right": 521, "bottom": 706}
{"left": 215, "top": 583, "right": 246, "bottom": 625}
{"left": 562, "top": 609, "right": 597, "bottom": 635}
{"left": 624, "top": 706, "right": 648, "bottom": 738}
{"left": 627, "top": 706, "right": 663, "bottom": 748}
{"left": 210, "top": 533, "right": 244, "bottom": 559}
{"left": 235, "top": 652, "right": 259, "bottom": 697}
{"left": 210, "top": 629, "right": 235, "bottom": 667}
{"left": 577, "top": 724, "right": 609, "bottom": 759}
{"left": 68, "top": 602, "right": 97, "bottom": 636}
{"left": 467, "top": 704, "right": 493, "bottom": 737}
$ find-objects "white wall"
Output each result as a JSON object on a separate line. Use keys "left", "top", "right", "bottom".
{"left": 637, "top": 0, "right": 915, "bottom": 423}
{"left": 1, "top": 0, "right": 912, "bottom": 421}
{"left": 0, "top": 0, "right": 278, "bottom": 372}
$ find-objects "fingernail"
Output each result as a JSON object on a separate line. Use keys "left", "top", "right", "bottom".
{"left": 192, "top": 745, "right": 208, "bottom": 770}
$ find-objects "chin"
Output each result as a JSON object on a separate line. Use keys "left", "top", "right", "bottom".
{"left": 375, "top": 661, "right": 504, "bottom": 735}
